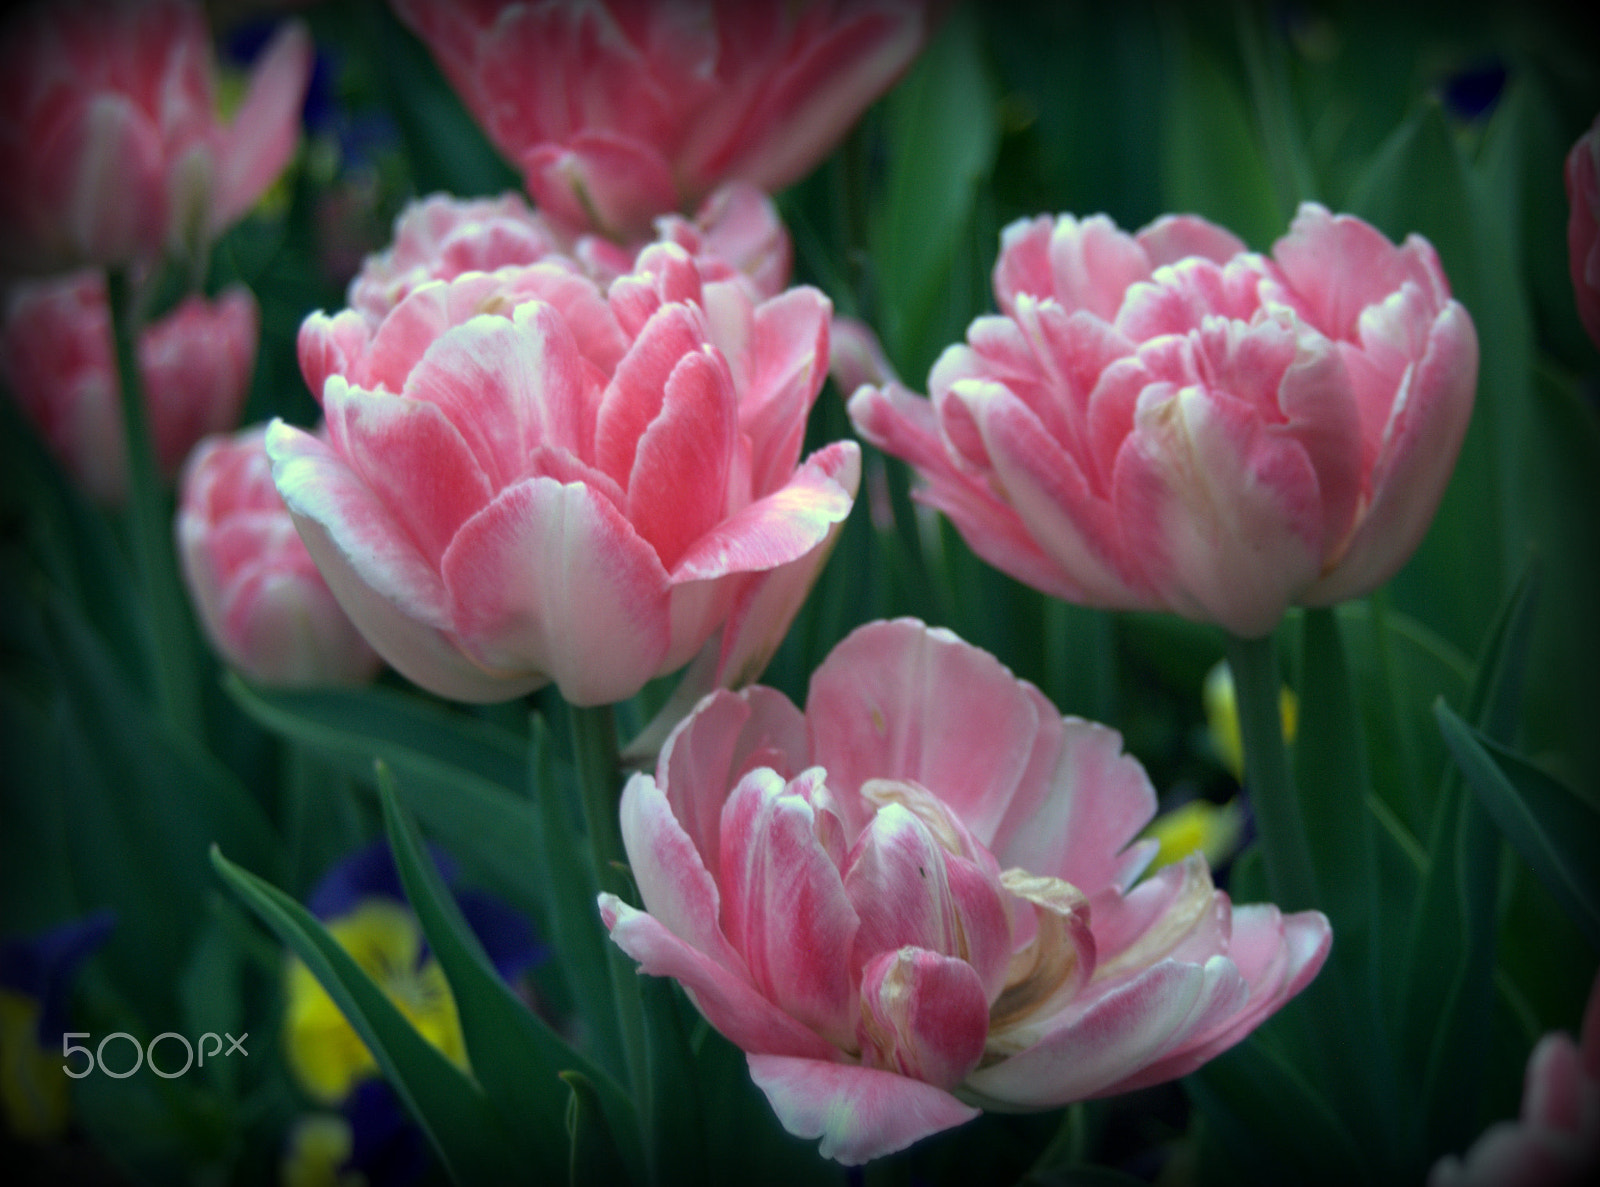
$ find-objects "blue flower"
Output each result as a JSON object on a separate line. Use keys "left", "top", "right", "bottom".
{"left": 0, "top": 911, "right": 115, "bottom": 1141}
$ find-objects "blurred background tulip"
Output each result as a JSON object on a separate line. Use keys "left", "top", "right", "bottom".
{"left": 1430, "top": 972, "right": 1600, "bottom": 1187}
{"left": 0, "top": 0, "right": 311, "bottom": 276}
{"left": 177, "top": 423, "right": 382, "bottom": 687}
{"left": 346, "top": 179, "right": 790, "bottom": 326}
{"left": 1567, "top": 115, "right": 1600, "bottom": 351}
{"left": 388, "top": 0, "right": 933, "bottom": 239}
{"left": 1, "top": 273, "right": 258, "bottom": 504}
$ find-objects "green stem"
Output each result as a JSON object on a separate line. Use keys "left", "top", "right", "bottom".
{"left": 566, "top": 702, "right": 651, "bottom": 1165}
{"left": 1225, "top": 630, "right": 1318, "bottom": 912}
{"left": 107, "top": 268, "right": 200, "bottom": 736}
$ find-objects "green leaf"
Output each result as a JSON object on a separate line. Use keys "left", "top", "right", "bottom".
{"left": 526, "top": 712, "right": 629, "bottom": 1081}
{"left": 209, "top": 846, "right": 514, "bottom": 1185}
{"left": 1337, "top": 598, "right": 1472, "bottom": 835}
{"left": 1184, "top": 1029, "right": 1372, "bottom": 1187}
{"left": 38, "top": 599, "right": 276, "bottom": 1020}
{"left": 1289, "top": 608, "right": 1400, "bottom": 1161}
{"left": 1398, "top": 560, "right": 1539, "bottom": 1163}
{"left": 867, "top": 3, "right": 1000, "bottom": 379}
{"left": 1157, "top": 9, "right": 1282, "bottom": 249}
{"left": 1437, "top": 705, "right": 1600, "bottom": 951}
{"left": 224, "top": 677, "right": 546, "bottom": 925}
{"left": 223, "top": 678, "right": 523, "bottom": 792}
{"left": 562, "top": 1071, "right": 633, "bottom": 1187}
{"left": 375, "top": 764, "right": 645, "bottom": 1183}
{"left": 1294, "top": 609, "right": 1378, "bottom": 956}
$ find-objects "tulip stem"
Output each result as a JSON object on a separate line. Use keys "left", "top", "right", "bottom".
{"left": 567, "top": 702, "right": 651, "bottom": 1149}
{"left": 1225, "top": 630, "right": 1319, "bottom": 913}
{"left": 107, "top": 268, "right": 200, "bottom": 737}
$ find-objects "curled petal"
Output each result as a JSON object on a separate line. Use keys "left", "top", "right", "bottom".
{"left": 856, "top": 948, "right": 989, "bottom": 1090}
{"left": 601, "top": 895, "right": 840, "bottom": 1063}
{"left": 746, "top": 1053, "right": 980, "bottom": 1166}
{"left": 963, "top": 957, "right": 1245, "bottom": 1109}
{"left": 1306, "top": 302, "right": 1478, "bottom": 604}
{"left": 211, "top": 21, "right": 313, "bottom": 233}
{"left": 718, "top": 768, "right": 860, "bottom": 1045}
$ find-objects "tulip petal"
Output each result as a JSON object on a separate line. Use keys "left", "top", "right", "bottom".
{"left": 403, "top": 302, "right": 598, "bottom": 490}
{"left": 1043, "top": 215, "right": 1156, "bottom": 321}
{"left": 740, "top": 286, "right": 831, "bottom": 494}
{"left": 269, "top": 424, "right": 535, "bottom": 702}
{"left": 440, "top": 475, "right": 670, "bottom": 705}
{"left": 212, "top": 21, "right": 312, "bottom": 232}
{"left": 1113, "top": 383, "right": 1323, "bottom": 636}
{"left": 1099, "top": 907, "right": 1330, "bottom": 1094}
{"left": 843, "top": 799, "right": 1012, "bottom": 997}
{"left": 963, "top": 957, "right": 1242, "bottom": 1107}
{"left": 1135, "top": 214, "right": 1248, "bottom": 269}
{"left": 991, "top": 718, "right": 1158, "bottom": 897}
{"left": 1306, "top": 302, "right": 1477, "bottom": 603}
{"left": 961, "top": 378, "right": 1146, "bottom": 606}
{"left": 618, "top": 773, "right": 746, "bottom": 975}
{"left": 323, "top": 382, "right": 493, "bottom": 570}
{"left": 856, "top": 948, "right": 989, "bottom": 1090}
{"left": 594, "top": 302, "right": 706, "bottom": 487}
{"left": 657, "top": 686, "right": 810, "bottom": 869}
{"left": 746, "top": 1053, "right": 980, "bottom": 1166}
{"left": 706, "top": 442, "right": 861, "bottom": 689}
{"left": 670, "top": 440, "right": 858, "bottom": 583}
{"left": 1270, "top": 202, "right": 1450, "bottom": 342}
{"left": 266, "top": 420, "right": 446, "bottom": 627}
{"left": 718, "top": 768, "right": 860, "bottom": 1045}
{"left": 849, "top": 383, "right": 1077, "bottom": 599}
{"left": 805, "top": 618, "right": 1054, "bottom": 848}
{"left": 626, "top": 347, "right": 736, "bottom": 571}
{"left": 600, "top": 895, "right": 839, "bottom": 1063}
{"left": 523, "top": 131, "right": 681, "bottom": 240}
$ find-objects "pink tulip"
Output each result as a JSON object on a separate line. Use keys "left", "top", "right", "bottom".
{"left": 387, "top": 0, "right": 931, "bottom": 239}
{"left": 574, "top": 181, "right": 793, "bottom": 301}
{"left": 274, "top": 241, "right": 859, "bottom": 705}
{"left": 0, "top": 0, "right": 312, "bottom": 275}
{"left": 1430, "top": 971, "right": 1600, "bottom": 1187}
{"left": 347, "top": 181, "right": 790, "bottom": 326}
{"left": 600, "top": 618, "right": 1330, "bottom": 1164}
{"left": 1566, "top": 115, "right": 1600, "bottom": 351}
{"left": 177, "top": 425, "right": 381, "bottom": 687}
{"left": 850, "top": 203, "right": 1479, "bottom": 637}
{"left": 828, "top": 313, "right": 900, "bottom": 395}
{"left": 1, "top": 271, "right": 258, "bottom": 504}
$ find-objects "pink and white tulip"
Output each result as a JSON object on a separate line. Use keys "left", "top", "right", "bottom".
{"left": 177, "top": 425, "right": 381, "bottom": 687}
{"left": 275, "top": 242, "right": 859, "bottom": 705}
{"left": 388, "top": 0, "right": 931, "bottom": 239}
{"left": 0, "top": 0, "right": 312, "bottom": 275}
{"left": 1430, "top": 971, "right": 1600, "bottom": 1187}
{"left": 1566, "top": 115, "right": 1600, "bottom": 351}
{"left": 850, "top": 203, "right": 1479, "bottom": 637}
{"left": 600, "top": 618, "right": 1330, "bottom": 1164}
{"left": 347, "top": 181, "right": 790, "bottom": 326}
{"left": 1, "top": 272, "right": 258, "bottom": 504}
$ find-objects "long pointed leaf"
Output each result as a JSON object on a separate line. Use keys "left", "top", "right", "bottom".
{"left": 226, "top": 676, "right": 546, "bottom": 925}
{"left": 376, "top": 765, "right": 645, "bottom": 1183}
{"left": 1290, "top": 608, "right": 1399, "bottom": 1161}
{"left": 1437, "top": 705, "right": 1600, "bottom": 951}
{"left": 1399, "top": 558, "right": 1540, "bottom": 1164}
{"left": 1184, "top": 1029, "right": 1372, "bottom": 1187}
{"left": 209, "top": 846, "right": 513, "bottom": 1185}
